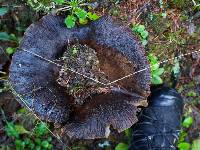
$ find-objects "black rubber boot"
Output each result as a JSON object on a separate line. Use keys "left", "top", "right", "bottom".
{"left": 129, "top": 86, "right": 183, "bottom": 150}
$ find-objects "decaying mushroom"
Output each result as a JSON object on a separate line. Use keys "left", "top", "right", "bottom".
{"left": 9, "top": 14, "right": 151, "bottom": 139}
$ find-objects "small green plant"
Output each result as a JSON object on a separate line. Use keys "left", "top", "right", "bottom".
{"left": 0, "top": 32, "right": 19, "bottom": 56}
{"left": 26, "top": 0, "right": 99, "bottom": 28}
{"left": 187, "top": 91, "right": 197, "bottom": 97}
{"left": 115, "top": 128, "right": 132, "bottom": 150}
{"left": 178, "top": 108, "right": 193, "bottom": 150}
{"left": 0, "top": 32, "right": 18, "bottom": 43}
{"left": 5, "top": 121, "right": 53, "bottom": 150}
{"left": 148, "top": 53, "right": 164, "bottom": 85}
{"left": 115, "top": 143, "right": 128, "bottom": 150}
{"left": 5, "top": 108, "right": 53, "bottom": 150}
{"left": 192, "top": 138, "right": 200, "bottom": 150}
{"left": 54, "top": 0, "right": 99, "bottom": 28}
{"left": 6, "top": 47, "right": 16, "bottom": 55}
{"left": 132, "top": 24, "right": 149, "bottom": 46}
{"left": 182, "top": 116, "right": 193, "bottom": 128}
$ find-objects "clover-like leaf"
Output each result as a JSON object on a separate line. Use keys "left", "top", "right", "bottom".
{"left": 75, "top": 8, "right": 87, "bottom": 19}
{"left": 87, "top": 12, "right": 99, "bottom": 21}
{"left": 65, "top": 15, "right": 76, "bottom": 28}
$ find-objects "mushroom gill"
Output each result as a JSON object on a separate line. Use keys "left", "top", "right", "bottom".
{"left": 9, "top": 14, "right": 151, "bottom": 139}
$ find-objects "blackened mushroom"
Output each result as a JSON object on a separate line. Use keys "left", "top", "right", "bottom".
{"left": 9, "top": 14, "right": 151, "bottom": 139}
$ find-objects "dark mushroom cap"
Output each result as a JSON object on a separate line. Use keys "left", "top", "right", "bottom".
{"left": 9, "top": 14, "right": 151, "bottom": 139}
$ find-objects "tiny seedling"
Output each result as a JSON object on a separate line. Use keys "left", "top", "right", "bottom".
{"left": 178, "top": 108, "right": 194, "bottom": 150}
{"left": 6, "top": 47, "right": 16, "bottom": 55}
{"left": 132, "top": 24, "right": 149, "bottom": 46}
{"left": 148, "top": 53, "right": 164, "bottom": 85}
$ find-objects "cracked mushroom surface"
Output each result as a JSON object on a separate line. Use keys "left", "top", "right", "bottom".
{"left": 9, "top": 14, "right": 151, "bottom": 139}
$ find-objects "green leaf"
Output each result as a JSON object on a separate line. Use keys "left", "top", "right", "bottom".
{"left": 41, "top": 141, "right": 50, "bottom": 148}
{"left": 155, "top": 68, "right": 164, "bottom": 76}
{"left": 35, "top": 138, "right": 42, "bottom": 145}
{"left": 6, "top": 47, "right": 16, "bottom": 55}
{"left": 178, "top": 142, "right": 191, "bottom": 150}
{"left": 142, "top": 39, "right": 148, "bottom": 46}
{"left": 47, "top": 136, "right": 52, "bottom": 142}
{"left": 151, "top": 63, "right": 160, "bottom": 71}
{"left": 87, "top": 12, "right": 99, "bottom": 21}
{"left": 179, "top": 130, "right": 188, "bottom": 142}
{"left": 132, "top": 25, "right": 145, "bottom": 33}
{"left": 115, "top": 143, "right": 128, "bottom": 150}
{"left": 54, "top": 0, "right": 65, "bottom": 4}
{"left": 79, "top": 18, "right": 88, "bottom": 25}
{"left": 75, "top": 8, "right": 87, "bottom": 19}
{"left": 47, "top": 144, "right": 53, "bottom": 150}
{"left": 70, "top": 0, "right": 79, "bottom": 7}
{"left": 148, "top": 53, "right": 158, "bottom": 64}
{"left": 64, "top": 15, "right": 76, "bottom": 28}
{"left": 5, "top": 122, "right": 19, "bottom": 138}
{"left": 17, "top": 108, "right": 27, "bottom": 114}
{"left": 137, "top": 25, "right": 145, "bottom": 32}
{"left": 0, "top": 32, "right": 18, "bottom": 42}
{"left": 0, "top": 32, "right": 11, "bottom": 41}
{"left": 27, "top": 142, "right": 35, "bottom": 150}
{"left": 125, "top": 128, "right": 132, "bottom": 139}
{"left": 14, "top": 125, "right": 29, "bottom": 134}
{"left": 141, "top": 30, "right": 149, "bottom": 39}
{"left": 182, "top": 116, "right": 193, "bottom": 128}
{"left": 192, "top": 139, "right": 200, "bottom": 150}
{"left": 15, "top": 139, "right": 25, "bottom": 150}
{"left": 187, "top": 91, "right": 197, "bottom": 97}
{"left": 152, "top": 75, "right": 163, "bottom": 85}
{"left": 35, "top": 145, "right": 42, "bottom": 150}
{"left": 34, "top": 122, "right": 48, "bottom": 137}
{"left": 0, "top": 7, "right": 9, "bottom": 16}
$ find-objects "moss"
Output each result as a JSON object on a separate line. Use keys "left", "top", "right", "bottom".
{"left": 57, "top": 44, "right": 109, "bottom": 105}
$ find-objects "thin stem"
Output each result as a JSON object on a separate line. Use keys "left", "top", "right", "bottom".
{"left": 0, "top": 71, "right": 6, "bottom": 75}
{"left": 56, "top": 6, "right": 72, "bottom": 12}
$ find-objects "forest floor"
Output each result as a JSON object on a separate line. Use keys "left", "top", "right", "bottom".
{"left": 0, "top": 0, "right": 200, "bottom": 150}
